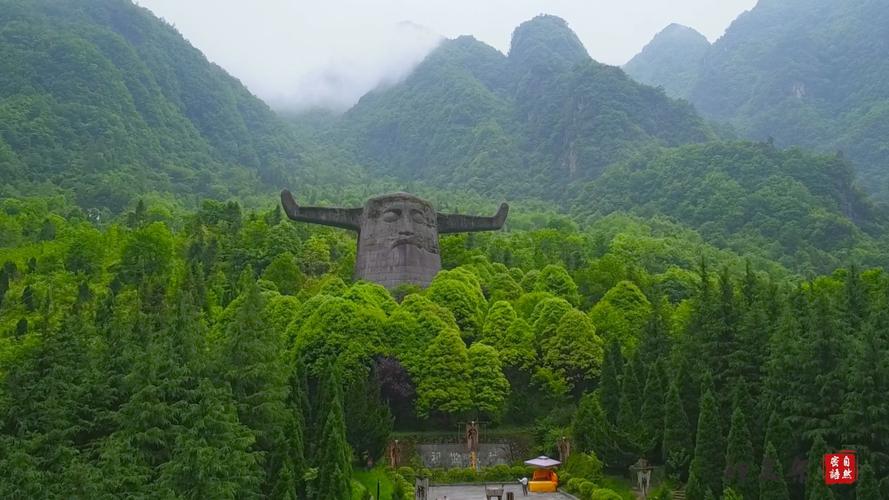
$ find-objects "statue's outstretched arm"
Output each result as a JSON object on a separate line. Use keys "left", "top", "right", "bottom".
{"left": 437, "top": 202, "right": 509, "bottom": 234}
{"left": 280, "top": 190, "right": 362, "bottom": 231}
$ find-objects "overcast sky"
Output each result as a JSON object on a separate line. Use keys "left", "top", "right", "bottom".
{"left": 135, "top": 0, "right": 757, "bottom": 112}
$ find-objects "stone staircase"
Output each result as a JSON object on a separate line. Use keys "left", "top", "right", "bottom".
{"left": 671, "top": 487, "right": 686, "bottom": 500}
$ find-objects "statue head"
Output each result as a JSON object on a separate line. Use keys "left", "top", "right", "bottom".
{"left": 280, "top": 190, "right": 508, "bottom": 289}
{"left": 356, "top": 193, "right": 440, "bottom": 289}
{"left": 361, "top": 193, "right": 439, "bottom": 255}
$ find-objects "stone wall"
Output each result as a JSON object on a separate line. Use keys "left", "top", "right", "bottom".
{"left": 416, "top": 443, "right": 513, "bottom": 468}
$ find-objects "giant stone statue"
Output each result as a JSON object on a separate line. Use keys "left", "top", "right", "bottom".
{"left": 281, "top": 190, "right": 508, "bottom": 289}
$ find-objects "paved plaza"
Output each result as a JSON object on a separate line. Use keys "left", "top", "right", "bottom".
{"left": 427, "top": 484, "right": 573, "bottom": 500}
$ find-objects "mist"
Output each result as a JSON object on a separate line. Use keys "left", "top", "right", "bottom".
{"left": 136, "top": 0, "right": 756, "bottom": 113}
{"left": 266, "top": 21, "right": 443, "bottom": 113}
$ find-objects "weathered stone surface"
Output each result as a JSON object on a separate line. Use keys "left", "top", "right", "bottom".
{"left": 281, "top": 190, "right": 508, "bottom": 289}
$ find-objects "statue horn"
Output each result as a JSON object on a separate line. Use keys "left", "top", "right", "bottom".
{"left": 437, "top": 202, "right": 509, "bottom": 234}
{"left": 280, "top": 190, "right": 362, "bottom": 231}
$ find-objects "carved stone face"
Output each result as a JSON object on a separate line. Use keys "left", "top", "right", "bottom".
{"left": 354, "top": 193, "right": 441, "bottom": 288}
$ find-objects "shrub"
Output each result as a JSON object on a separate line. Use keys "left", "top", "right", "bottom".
{"left": 389, "top": 469, "right": 414, "bottom": 500}
{"left": 482, "top": 464, "right": 513, "bottom": 481}
{"left": 397, "top": 466, "right": 416, "bottom": 483}
{"left": 579, "top": 480, "right": 598, "bottom": 498}
{"left": 351, "top": 480, "right": 370, "bottom": 500}
{"left": 648, "top": 482, "right": 673, "bottom": 500}
{"left": 566, "top": 477, "right": 586, "bottom": 494}
{"left": 510, "top": 465, "right": 531, "bottom": 478}
{"left": 564, "top": 452, "right": 604, "bottom": 481}
{"left": 591, "top": 488, "right": 623, "bottom": 500}
{"left": 445, "top": 467, "right": 477, "bottom": 483}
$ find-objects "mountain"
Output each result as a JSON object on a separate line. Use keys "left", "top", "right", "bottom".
{"left": 331, "top": 15, "right": 714, "bottom": 200}
{"left": 1, "top": 3, "right": 886, "bottom": 273}
{"left": 0, "top": 0, "right": 346, "bottom": 211}
{"left": 572, "top": 142, "right": 885, "bottom": 272}
{"left": 308, "top": 13, "right": 888, "bottom": 271}
{"left": 623, "top": 24, "right": 710, "bottom": 100}
{"left": 627, "top": 0, "right": 889, "bottom": 198}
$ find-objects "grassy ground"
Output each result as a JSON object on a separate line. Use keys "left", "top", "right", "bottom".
{"left": 354, "top": 467, "right": 395, "bottom": 500}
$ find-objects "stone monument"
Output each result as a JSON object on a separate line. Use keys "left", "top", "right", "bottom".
{"left": 281, "top": 190, "right": 509, "bottom": 289}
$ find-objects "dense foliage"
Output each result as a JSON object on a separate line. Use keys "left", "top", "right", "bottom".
{"left": 626, "top": 0, "right": 889, "bottom": 199}
{"left": 326, "top": 15, "right": 713, "bottom": 199}
{"left": 623, "top": 23, "right": 711, "bottom": 102}
{"left": 1, "top": 197, "right": 888, "bottom": 498}
{"left": 0, "top": 0, "right": 361, "bottom": 212}
{"left": 3, "top": 1, "right": 889, "bottom": 498}
{"left": 573, "top": 141, "right": 888, "bottom": 273}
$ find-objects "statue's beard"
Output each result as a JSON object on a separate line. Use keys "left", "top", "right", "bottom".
{"left": 389, "top": 236, "right": 437, "bottom": 254}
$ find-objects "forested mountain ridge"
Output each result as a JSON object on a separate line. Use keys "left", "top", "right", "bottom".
{"left": 4, "top": 2, "right": 889, "bottom": 498}
{"left": 0, "top": 0, "right": 353, "bottom": 212}
{"left": 1, "top": 1, "right": 887, "bottom": 275}
{"left": 3, "top": 195, "right": 889, "bottom": 498}
{"left": 571, "top": 142, "right": 885, "bottom": 273}
{"left": 625, "top": 0, "right": 889, "bottom": 198}
{"left": 320, "top": 14, "right": 888, "bottom": 272}
{"left": 330, "top": 15, "right": 714, "bottom": 199}
{"left": 623, "top": 24, "right": 710, "bottom": 100}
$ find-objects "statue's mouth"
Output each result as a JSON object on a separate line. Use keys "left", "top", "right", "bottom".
{"left": 391, "top": 238, "right": 420, "bottom": 249}
{"left": 391, "top": 237, "right": 438, "bottom": 252}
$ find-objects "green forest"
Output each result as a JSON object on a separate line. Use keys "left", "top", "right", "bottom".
{"left": 625, "top": 0, "right": 889, "bottom": 200}
{"left": 2, "top": 0, "right": 889, "bottom": 499}
{"left": 3, "top": 197, "right": 889, "bottom": 499}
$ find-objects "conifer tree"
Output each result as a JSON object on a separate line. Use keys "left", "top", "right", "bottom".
{"left": 841, "top": 265, "right": 866, "bottom": 336}
{"left": 663, "top": 382, "right": 692, "bottom": 479}
{"left": 617, "top": 354, "right": 643, "bottom": 443}
{"left": 0, "top": 267, "right": 8, "bottom": 307}
{"left": 639, "top": 361, "right": 665, "bottom": 459}
{"left": 573, "top": 393, "right": 634, "bottom": 468}
{"left": 724, "top": 406, "right": 757, "bottom": 500}
{"left": 762, "top": 412, "right": 793, "bottom": 475}
{"left": 842, "top": 295, "right": 889, "bottom": 471}
{"left": 710, "top": 267, "right": 739, "bottom": 400}
{"left": 638, "top": 296, "right": 672, "bottom": 369}
{"left": 343, "top": 373, "right": 393, "bottom": 464}
{"left": 314, "top": 368, "right": 351, "bottom": 500}
{"left": 799, "top": 294, "right": 845, "bottom": 444}
{"left": 675, "top": 357, "right": 701, "bottom": 439}
{"left": 219, "top": 282, "right": 295, "bottom": 495}
{"left": 760, "top": 442, "right": 790, "bottom": 500}
{"left": 288, "top": 357, "right": 310, "bottom": 498}
{"left": 100, "top": 291, "right": 261, "bottom": 497}
{"left": 729, "top": 379, "right": 759, "bottom": 457}
{"left": 0, "top": 311, "right": 100, "bottom": 496}
{"left": 856, "top": 462, "right": 880, "bottom": 500}
{"left": 312, "top": 362, "right": 345, "bottom": 455}
{"left": 688, "top": 390, "right": 724, "bottom": 498}
{"left": 599, "top": 339, "right": 624, "bottom": 425}
{"left": 761, "top": 308, "right": 804, "bottom": 455}
{"left": 806, "top": 435, "right": 834, "bottom": 500}
{"left": 730, "top": 300, "right": 769, "bottom": 411}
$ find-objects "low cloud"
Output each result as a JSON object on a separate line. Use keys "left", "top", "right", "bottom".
{"left": 267, "top": 21, "right": 443, "bottom": 113}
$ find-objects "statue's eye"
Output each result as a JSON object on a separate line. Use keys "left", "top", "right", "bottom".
{"left": 411, "top": 210, "right": 427, "bottom": 224}
{"left": 382, "top": 209, "right": 401, "bottom": 222}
